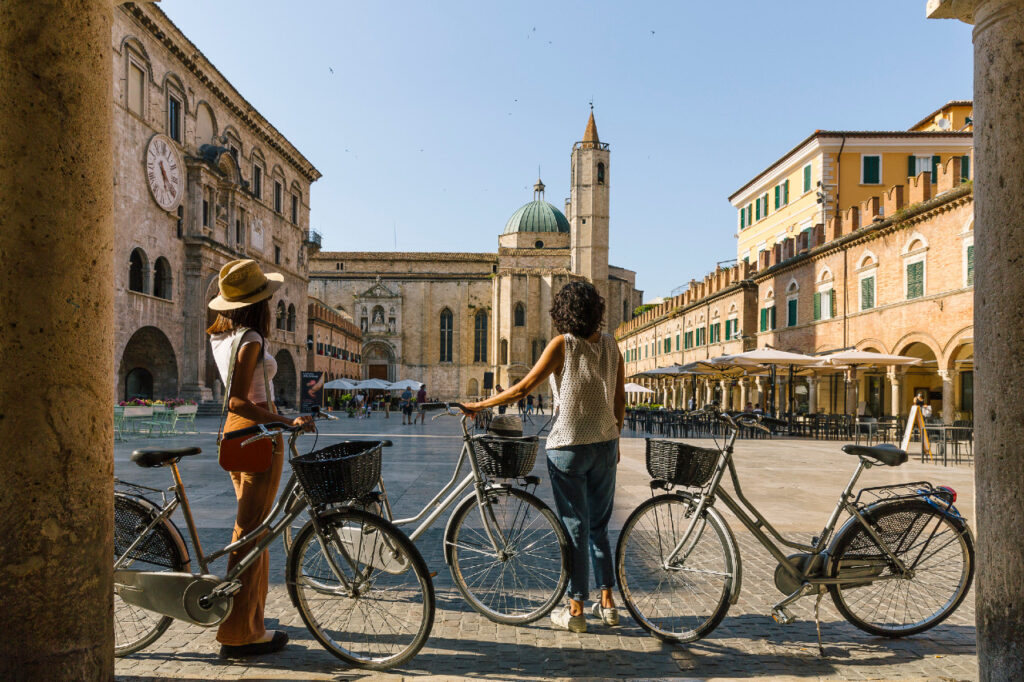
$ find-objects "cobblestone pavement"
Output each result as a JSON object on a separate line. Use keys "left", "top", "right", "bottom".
{"left": 114, "top": 414, "right": 977, "bottom": 681}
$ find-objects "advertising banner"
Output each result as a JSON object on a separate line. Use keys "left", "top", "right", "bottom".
{"left": 301, "top": 371, "right": 324, "bottom": 413}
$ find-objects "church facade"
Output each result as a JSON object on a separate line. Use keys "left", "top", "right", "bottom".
{"left": 309, "top": 114, "right": 642, "bottom": 400}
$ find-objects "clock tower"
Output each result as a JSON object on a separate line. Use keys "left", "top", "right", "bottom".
{"left": 569, "top": 109, "right": 610, "bottom": 299}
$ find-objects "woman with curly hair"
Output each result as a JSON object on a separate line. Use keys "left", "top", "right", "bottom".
{"left": 462, "top": 281, "right": 625, "bottom": 632}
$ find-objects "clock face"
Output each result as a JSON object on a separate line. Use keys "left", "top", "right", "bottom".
{"left": 145, "top": 134, "right": 184, "bottom": 211}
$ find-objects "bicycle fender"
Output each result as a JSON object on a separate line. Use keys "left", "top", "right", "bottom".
{"left": 115, "top": 492, "right": 191, "bottom": 572}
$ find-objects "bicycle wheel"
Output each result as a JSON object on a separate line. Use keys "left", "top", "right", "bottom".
{"left": 287, "top": 507, "right": 434, "bottom": 670}
{"left": 113, "top": 493, "right": 188, "bottom": 656}
{"left": 828, "top": 499, "right": 974, "bottom": 637}
{"left": 448, "top": 486, "right": 569, "bottom": 624}
{"left": 616, "top": 493, "right": 736, "bottom": 642}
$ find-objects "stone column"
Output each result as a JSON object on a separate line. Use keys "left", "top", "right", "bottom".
{"left": 887, "top": 367, "right": 903, "bottom": 418}
{"left": 807, "top": 376, "right": 818, "bottom": 413}
{"left": 846, "top": 370, "right": 858, "bottom": 416}
{"left": 0, "top": 1, "right": 114, "bottom": 678}
{"left": 929, "top": 1, "right": 1024, "bottom": 676}
{"left": 754, "top": 377, "right": 764, "bottom": 408}
{"left": 939, "top": 369, "right": 955, "bottom": 423}
{"left": 739, "top": 379, "right": 748, "bottom": 409}
{"left": 705, "top": 380, "right": 713, "bottom": 406}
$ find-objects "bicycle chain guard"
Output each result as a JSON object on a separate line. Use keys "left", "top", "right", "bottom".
{"left": 114, "top": 571, "right": 232, "bottom": 626}
{"left": 773, "top": 553, "right": 825, "bottom": 596}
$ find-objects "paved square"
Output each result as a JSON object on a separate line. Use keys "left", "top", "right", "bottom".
{"left": 114, "top": 413, "right": 977, "bottom": 681}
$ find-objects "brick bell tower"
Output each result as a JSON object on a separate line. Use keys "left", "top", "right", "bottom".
{"left": 569, "top": 107, "right": 610, "bottom": 299}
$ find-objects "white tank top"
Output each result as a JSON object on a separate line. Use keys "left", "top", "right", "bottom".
{"left": 546, "top": 333, "right": 621, "bottom": 449}
{"left": 210, "top": 329, "right": 277, "bottom": 404}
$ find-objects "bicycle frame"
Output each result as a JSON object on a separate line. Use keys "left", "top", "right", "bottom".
{"left": 664, "top": 417, "right": 911, "bottom": 589}
{"left": 380, "top": 412, "right": 508, "bottom": 554}
{"left": 116, "top": 428, "right": 364, "bottom": 595}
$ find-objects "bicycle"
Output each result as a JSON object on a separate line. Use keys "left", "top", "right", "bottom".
{"left": 113, "top": 409, "right": 434, "bottom": 669}
{"left": 286, "top": 401, "right": 570, "bottom": 624}
{"left": 615, "top": 406, "right": 974, "bottom": 650}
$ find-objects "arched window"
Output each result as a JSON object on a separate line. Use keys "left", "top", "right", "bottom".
{"left": 473, "top": 310, "right": 488, "bottom": 363}
{"left": 513, "top": 302, "right": 525, "bottom": 327}
{"left": 439, "top": 308, "right": 453, "bottom": 362}
{"left": 195, "top": 102, "right": 216, "bottom": 146}
{"left": 276, "top": 300, "right": 286, "bottom": 330}
{"left": 128, "top": 248, "right": 148, "bottom": 293}
{"left": 597, "top": 162, "right": 605, "bottom": 185}
{"left": 287, "top": 304, "right": 296, "bottom": 332}
{"left": 500, "top": 338, "right": 509, "bottom": 365}
{"left": 153, "top": 257, "right": 172, "bottom": 300}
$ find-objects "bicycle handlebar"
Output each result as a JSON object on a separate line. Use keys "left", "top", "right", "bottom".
{"left": 222, "top": 407, "right": 337, "bottom": 446}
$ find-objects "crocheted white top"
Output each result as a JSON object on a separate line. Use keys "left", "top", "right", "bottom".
{"left": 546, "top": 333, "right": 621, "bottom": 449}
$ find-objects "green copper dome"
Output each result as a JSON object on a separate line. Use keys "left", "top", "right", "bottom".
{"left": 503, "top": 200, "right": 571, "bottom": 234}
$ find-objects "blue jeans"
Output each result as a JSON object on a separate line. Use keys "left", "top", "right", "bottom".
{"left": 545, "top": 438, "right": 617, "bottom": 602}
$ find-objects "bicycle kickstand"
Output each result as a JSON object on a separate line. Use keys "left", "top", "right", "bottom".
{"left": 813, "top": 587, "right": 826, "bottom": 658}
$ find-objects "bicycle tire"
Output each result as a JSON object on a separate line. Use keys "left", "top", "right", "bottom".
{"left": 616, "top": 493, "right": 736, "bottom": 643}
{"left": 286, "top": 507, "right": 434, "bottom": 670}
{"left": 828, "top": 498, "right": 974, "bottom": 637}
{"left": 447, "top": 486, "right": 569, "bottom": 624}
{"left": 113, "top": 492, "right": 188, "bottom": 656}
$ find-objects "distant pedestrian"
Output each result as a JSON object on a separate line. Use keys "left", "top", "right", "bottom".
{"left": 687, "top": 396, "right": 696, "bottom": 411}
{"left": 416, "top": 384, "right": 427, "bottom": 424}
{"left": 526, "top": 394, "right": 535, "bottom": 414}
{"left": 537, "top": 394, "right": 545, "bottom": 415}
{"left": 495, "top": 384, "right": 507, "bottom": 414}
{"left": 400, "top": 387, "right": 413, "bottom": 424}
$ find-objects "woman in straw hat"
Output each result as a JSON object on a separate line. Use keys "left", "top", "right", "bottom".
{"left": 461, "top": 281, "right": 625, "bottom": 633}
{"left": 207, "top": 259, "right": 313, "bottom": 658}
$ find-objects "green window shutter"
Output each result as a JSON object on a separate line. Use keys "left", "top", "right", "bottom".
{"left": 803, "top": 164, "right": 811, "bottom": 193}
{"left": 783, "top": 179, "right": 789, "bottom": 204}
{"left": 931, "top": 155, "right": 941, "bottom": 182}
{"left": 907, "top": 261, "right": 924, "bottom": 299}
{"left": 755, "top": 199, "right": 761, "bottom": 221}
{"left": 769, "top": 306, "right": 776, "bottom": 330}
{"left": 760, "top": 308, "right": 767, "bottom": 331}
{"left": 863, "top": 155, "right": 880, "bottom": 184}
{"left": 740, "top": 209, "right": 746, "bottom": 229}
{"left": 830, "top": 289, "right": 837, "bottom": 318}
{"left": 813, "top": 292, "right": 821, "bottom": 320}
{"left": 961, "top": 155, "right": 970, "bottom": 181}
{"left": 787, "top": 298, "right": 797, "bottom": 326}
{"left": 861, "top": 276, "right": 875, "bottom": 310}
{"left": 774, "top": 185, "right": 780, "bottom": 210}
{"left": 967, "top": 245, "right": 974, "bottom": 285}
{"left": 763, "top": 193, "right": 770, "bottom": 215}
{"left": 907, "top": 155, "right": 916, "bottom": 178}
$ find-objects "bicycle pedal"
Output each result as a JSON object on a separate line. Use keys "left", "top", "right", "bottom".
{"left": 771, "top": 607, "right": 796, "bottom": 625}
{"left": 428, "top": 571, "right": 437, "bottom": 578}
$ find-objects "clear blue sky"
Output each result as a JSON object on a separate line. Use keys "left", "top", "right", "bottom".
{"left": 161, "top": 1, "right": 972, "bottom": 300}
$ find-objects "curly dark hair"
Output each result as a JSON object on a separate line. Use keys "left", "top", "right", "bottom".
{"left": 550, "top": 281, "right": 605, "bottom": 338}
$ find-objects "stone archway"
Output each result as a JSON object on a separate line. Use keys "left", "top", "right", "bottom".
{"left": 897, "top": 341, "right": 940, "bottom": 417}
{"left": 118, "top": 326, "right": 179, "bottom": 400}
{"left": 363, "top": 341, "right": 396, "bottom": 381}
{"left": 273, "top": 349, "right": 297, "bottom": 410}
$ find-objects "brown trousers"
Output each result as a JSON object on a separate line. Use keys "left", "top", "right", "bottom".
{"left": 216, "top": 410, "right": 284, "bottom": 646}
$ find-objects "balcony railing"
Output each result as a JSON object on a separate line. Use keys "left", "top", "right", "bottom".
{"left": 304, "top": 229, "right": 323, "bottom": 252}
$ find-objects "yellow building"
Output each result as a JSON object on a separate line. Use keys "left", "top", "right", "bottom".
{"left": 731, "top": 101, "right": 973, "bottom": 264}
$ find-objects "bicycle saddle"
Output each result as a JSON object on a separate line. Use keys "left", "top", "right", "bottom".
{"left": 131, "top": 447, "right": 202, "bottom": 468}
{"left": 841, "top": 443, "right": 907, "bottom": 467}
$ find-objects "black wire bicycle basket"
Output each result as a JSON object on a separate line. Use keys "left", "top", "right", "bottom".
{"left": 645, "top": 438, "right": 720, "bottom": 488}
{"left": 291, "top": 441, "right": 382, "bottom": 506}
{"left": 470, "top": 435, "right": 539, "bottom": 478}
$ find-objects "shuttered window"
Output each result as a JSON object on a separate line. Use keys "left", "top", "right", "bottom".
{"left": 740, "top": 209, "right": 746, "bottom": 229}
{"left": 967, "top": 245, "right": 974, "bottom": 285}
{"left": 769, "top": 306, "right": 776, "bottom": 330}
{"left": 664, "top": 337, "right": 671, "bottom": 354}
{"left": 787, "top": 298, "right": 797, "bottom": 327}
{"left": 676, "top": 333, "right": 680, "bottom": 351}
{"left": 861, "top": 276, "right": 875, "bottom": 310}
{"left": 830, "top": 290, "right": 837, "bottom": 318}
{"left": 907, "top": 261, "right": 924, "bottom": 299}
{"left": 803, "top": 164, "right": 812, "bottom": 193}
{"left": 760, "top": 307, "right": 768, "bottom": 331}
{"left": 783, "top": 179, "right": 789, "bottom": 204}
{"left": 813, "top": 292, "right": 821, "bottom": 321}
{"left": 774, "top": 185, "right": 780, "bottom": 210}
{"left": 755, "top": 198, "right": 761, "bottom": 221}
{"left": 862, "top": 155, "right": 881, "bottom": 184}
{"left": 961, "top": 155, "right": 970, "bottom": 181}
{"left": 931, "top": 155, "right": 941, "bottom": 182}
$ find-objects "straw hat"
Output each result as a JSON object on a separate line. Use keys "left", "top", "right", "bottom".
{"left": 208, "top": 259, "right": 284, "bottom": 311}
{"left": 487, "top": 414, "right": 523, "bottom": 438}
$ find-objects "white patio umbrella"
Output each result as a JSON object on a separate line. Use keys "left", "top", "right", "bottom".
{"left": 624, "top": 382, "right": 655, "bottom": 394}
{"left": 819, "top": 349, "right": 921, "bottom": 417}
{"left": 323, "top": 378, "right": 358, "bottom": 390}
{"left": 355, "top": 378, "right": 393, "bottom": 390}
{"left": 389, "top": 379, "right": 424, "bottom": 391}
{"left": 708, "top": 348, "right": 822, "bottom": 416}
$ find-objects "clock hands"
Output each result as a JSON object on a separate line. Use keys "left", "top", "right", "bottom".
{"left": 158, "top": 161, "right": 173, "bottom": 197}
